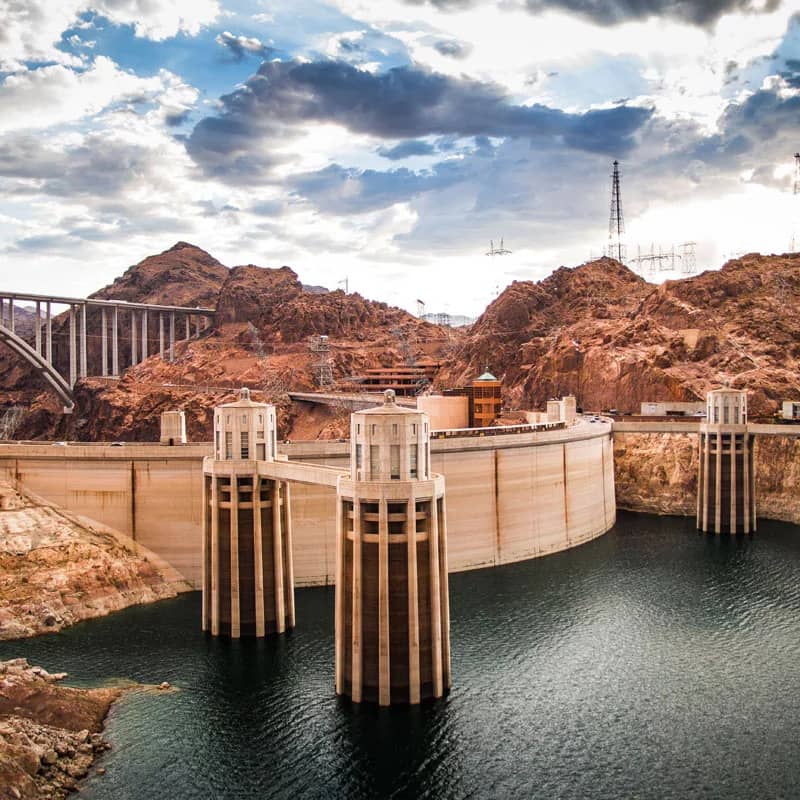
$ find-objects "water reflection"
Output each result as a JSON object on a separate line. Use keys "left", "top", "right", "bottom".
{"left": 1, "top": 513, "right": 799, "bottom": 799}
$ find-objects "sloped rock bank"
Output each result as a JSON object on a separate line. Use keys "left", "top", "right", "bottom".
{"left": 614, "top": 431, "right": 800, "bottom": 525}
{"left": 0, "top": 481, "right": 190, "bottom": 641}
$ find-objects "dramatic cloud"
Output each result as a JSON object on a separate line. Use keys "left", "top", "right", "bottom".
{"left": 1, "top": 0, "right": 798, "bottom": 311}
{"left": 90, "top": 0, "right": 220, "bottom": 40}
{"left": 693, "top": 83, "right": 800, "bottom": 166}
{"left": 187, "top": 59, "right": 652, "bottom": 182}
{"left": 378, "top": 139, "right": 438, "bottom": 159}
{"left": 433, "top": 39, "right": 471, "bottom": 58}
{"left": 215, "top": 31, "right": 272, "bottom": 60}
{"left": 403, "top": 0, "right": 782, "bottom": 27}
{"left": 0, "top": 0, "right": 85, "bottom": 69}
{"left": 290, "top": 161, "right": 467, "bottom": 212}
{"left": 0, "top": 57, "right": 192, "bottom": 134}
{"left": 0, "top": 0, "right": 220, "bottom": 70}
{"left": 522, "top": 0, "right": 782, "bottom": 27}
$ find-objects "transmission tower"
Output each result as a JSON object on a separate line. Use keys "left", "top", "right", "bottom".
{"left": 679, "top": 242, "right": 697, "bottom": 274}
{"left": 391, "top": 326, "right": 416, "bottom": 366}
{"left": 486, "top": 238, "right": 511, "bottom": 256}
{"left": 792, "top": 152, "right": 800, "bottom": 252}
{"left": 607, "top": 160, "right": 626, "bottom": 263}
{"left": 308, "top": 335, "right": 334, "bottom": 389}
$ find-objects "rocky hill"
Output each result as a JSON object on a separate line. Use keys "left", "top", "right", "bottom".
{"left": 5, "top": 243, "right": 453, "bottom": 442}
{"left": 89, "top": 241, "right": 228, "bottom": 308}
{"left": 440, "top": 253, "right": 800, "bottom": 416}
{"left": 3, "top": 246, "right": 800, "bottom": 441}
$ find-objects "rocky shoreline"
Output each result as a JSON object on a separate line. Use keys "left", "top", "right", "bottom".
{"left": 0, "top": 481, "right": 191, "bottom": 641}
{"left": 0, "top": 659, "right": 120, "bottom": 800}
{"left": 614, "top": 431, "right": 800, "bottom": 525}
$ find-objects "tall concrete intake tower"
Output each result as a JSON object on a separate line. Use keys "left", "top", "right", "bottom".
{"left": 335, "top": 390, "right": 451, "bottom": 705}
{"left": 697, "top": 387, "right": 756, "bottom": 534}
{"left": 202, "top": 388, "right": 295, "bottom": 637}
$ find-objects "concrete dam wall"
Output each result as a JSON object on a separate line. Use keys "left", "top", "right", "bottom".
{"left": 0, "top": 422, "right": 615, "bottom": 587}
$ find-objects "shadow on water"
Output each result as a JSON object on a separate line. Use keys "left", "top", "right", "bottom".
{"left": 2, "top": 513, "right": 800, "bottom": 799}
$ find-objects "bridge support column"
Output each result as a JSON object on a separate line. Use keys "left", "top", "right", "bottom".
{"left": 169, "top": 312, "right": 175, "bottom": 362}
{"left": 9, "top": 301, "right": 14, "bottom": 334}
{"left": 195, "top": 315, "right": 201, "bottom": 338}
{"left": 159, "top": 312, "right": 165, "bottom": 359}
{"left": 68, "top": 305, "right": 77, "bottom": 388}
{"left": 112, "top": 306, "right": 119, "bottom": 377}
{"left": 34, "top": 301, "right": 41, "bottom": 355}
{"left": 101, "top": 308, "right": 108, "bottom": 377}
{"left": 697, "top": 388, "right": 756, "bottom": 534}
{"left": 141, "top": 310, "right": 148, "bottom": 360}
{"left": 336, "top": 391, "right": 451, "bottom": 705}
{"left": 130, "top": 310, "right": 137, "bottom": 367}
{"left": 79, "top": 303, "right": 87, "bottom": 379}
{"left": 185, "top": 314, "right": 190, "bottom": 341}
{"left": 45, "top": 302, "right": 52, "bottom": 364}
{"left": 202, "top": 390, "right": 293, "bottom": 638}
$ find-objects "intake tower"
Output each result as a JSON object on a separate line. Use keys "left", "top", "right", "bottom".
{"left": 202, "top": 389, "right": 295, "bottom": 637}
{"left": 697, "top": 387, "right": 756, "bottom": 534}
{"left": 335, "top": 390, "right": 451, "bottom": 705}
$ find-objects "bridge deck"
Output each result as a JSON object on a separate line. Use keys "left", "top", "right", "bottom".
{"left": 0, "top": 291, "right": 215, "bottom": 314}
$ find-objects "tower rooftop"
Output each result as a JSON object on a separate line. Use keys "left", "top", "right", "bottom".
{"left": 359, "top": 389, "right": 421, "bottom": 415}
{"left": 218, "top": 387, "right": 268, "bottom": 409}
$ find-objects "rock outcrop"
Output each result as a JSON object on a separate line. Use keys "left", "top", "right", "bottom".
{"left": 441, "top": 253, "right": 800, "bottom": 416}
{"left": 4, "top": 244, "right": 800, "bottom": 445}
{"left": 0, "top": 481, "right": 190, "bottom": 641}
{"left": 614, "top": 432, "right": 698, "bottom": 517}
{"left": 0, "top": 659, "right": 119, "bottom": 800}
{"left": 90, "top": 241, "right": 228, "bottom": 308}
{"left": 614, "top": 431, "right": 800, "bottom": 526}
{"left": 10, "top": 252, "right": 453, "bottom": 443}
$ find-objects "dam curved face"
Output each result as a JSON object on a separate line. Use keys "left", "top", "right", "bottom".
{"left": 0, "top": 422, "right": 616, "bottom": 586}
{"left": 293, "top": 423, "right": 616, "bottom": 586}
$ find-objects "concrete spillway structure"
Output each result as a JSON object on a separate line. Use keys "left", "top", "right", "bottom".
{"left": 697, "top": 388, "right": 756, "bottom": 534}
{"left": 202, "top": 389, "right": 295, "bottom": 637}
{"left": 336, "top": 390, "right": 451, "bottom": 705}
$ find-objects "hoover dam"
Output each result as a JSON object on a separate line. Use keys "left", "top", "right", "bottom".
{"left": 0, "top": 418, "right": 616, "bottom": 588}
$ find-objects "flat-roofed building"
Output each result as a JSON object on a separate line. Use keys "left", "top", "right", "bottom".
{"left": 781, "top": 401, "right": 800, "bottom": 421}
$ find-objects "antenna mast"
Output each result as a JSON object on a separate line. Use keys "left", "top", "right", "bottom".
{"left": 608, "top": 160, "right": 626, "bottom": 263}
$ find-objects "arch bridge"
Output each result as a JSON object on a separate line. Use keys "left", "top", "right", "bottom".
{"left": 0, "top": 292, "right": 216, "bottom": 412}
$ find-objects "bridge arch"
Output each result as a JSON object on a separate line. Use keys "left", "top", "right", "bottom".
{"left": 0, "top": 323, "right": 74, "bottom": 412}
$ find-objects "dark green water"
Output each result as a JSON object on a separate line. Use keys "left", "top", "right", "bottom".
{"left": 3, "top": 512, "right": 800, "bottom": 799}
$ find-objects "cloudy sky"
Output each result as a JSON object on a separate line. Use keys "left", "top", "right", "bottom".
{"left": 1, "top": 0, "right": 799, "bottom": 315}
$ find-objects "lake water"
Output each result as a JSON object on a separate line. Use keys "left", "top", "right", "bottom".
{"left": 3, "top": 512, "right": 800, "bottom": 799}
